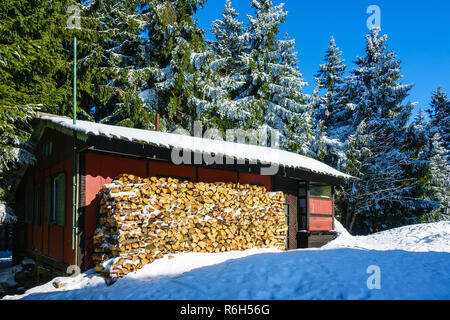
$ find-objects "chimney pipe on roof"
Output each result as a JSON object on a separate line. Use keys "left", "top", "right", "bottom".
{"left": 155, "top": 113, "right": 160, "bottom": 131}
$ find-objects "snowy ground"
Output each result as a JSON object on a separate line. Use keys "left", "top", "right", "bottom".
{"left": 2, "top": 221, "right": 450, "bottom": 300}
{"left": 0, "top": 251, "right": 13, "bottom": 294}
{"left": 0, "top": 251, "right": 12, "bottom": 280}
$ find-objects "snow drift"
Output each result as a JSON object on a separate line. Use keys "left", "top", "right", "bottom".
{"left": 3, "top": 220, "right": 449, "bottom": 300}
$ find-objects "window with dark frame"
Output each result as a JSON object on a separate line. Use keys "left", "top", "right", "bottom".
{"left": 46, "top": 172, "right": 66, "bottom": 226}
{"left": 310, "top": 182, "right": 332, "bottom": 199}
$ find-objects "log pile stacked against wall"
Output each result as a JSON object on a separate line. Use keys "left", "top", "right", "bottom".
{"left": 93, "top": 174, "right": 287, "bottom": 278}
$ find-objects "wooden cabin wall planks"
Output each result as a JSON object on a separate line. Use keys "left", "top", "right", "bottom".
{"left": 84, "top": 152, "right": 148, "bottom": 269}
{"left": 309, "top": 198, "right": 333, "bottom": 215}
{"left": 309, "top": 216, "right": 333, "bottom": 231}
{"left": 309, "top": 198, "right": 333, "bottom": 231}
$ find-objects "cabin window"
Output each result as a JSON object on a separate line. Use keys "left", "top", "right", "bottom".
{"left": 46, "top": 173, "right": 66, "bottom": 226}
{"left": 310, "top": 183, "right": 332, "bottom": 199}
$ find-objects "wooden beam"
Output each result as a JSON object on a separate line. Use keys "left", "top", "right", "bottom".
{"left": 306, "top": 181, "right": 310, "bottom": 232}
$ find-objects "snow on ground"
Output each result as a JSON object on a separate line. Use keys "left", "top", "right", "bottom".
{"left": 3, "top": 221, "right": 450, "bottom": 300}
{"left": 0, "top": 251, "right": 14, "bottom": 291}
{"left": 323, "top": 220, "right": 450, "bottom": 252}
{"left": 0, "top": 251, "right": 11, "bottom": 264}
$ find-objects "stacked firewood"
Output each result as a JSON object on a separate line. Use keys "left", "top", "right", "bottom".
{"left": 93, "top": 174, "right": 287, "bottom": 278}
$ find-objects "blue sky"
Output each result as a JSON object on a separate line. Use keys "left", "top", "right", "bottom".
{"left": 195, "top": 0, "right": 450, "bottom": 118}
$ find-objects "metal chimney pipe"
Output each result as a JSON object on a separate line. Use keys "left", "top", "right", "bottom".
{"left": 155, "top": 113, "right": 160, "bottom": 131}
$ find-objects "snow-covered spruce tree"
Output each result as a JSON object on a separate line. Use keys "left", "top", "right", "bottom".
{"left": 427, "top": 87, "right": 450, "bottom": 158}
{"left": 339, "top": 29, "right": 419, "bottom": 234}
{"left": 210, "top": 0, "right": 244, "bottom": 61}
{"left": 314, "top": 36, "right": 346, "bottom": 129}
{"left": 85, "top": 0, "right": 156, "bottom": 129}
{"left": 313, "top": 36, "right": 349, "bottom": 168}
{"left": 401, "top": 110, "right": 438, "bottom": 222}
{"left": 142, "top": 0, "right": 211, "bottom": 131}
{"left": 227, "top": 0, "right": 313, "bottom": 154}
{"left": 0, "top": 104, "right": 36, "bottom": 223}
{"left": 422, "top": 88, "right": 450, "bottom": 219}
{"left": 426, "top": 132, "right": 450, "bottom": 219}
{"left": 91, "top": 0, "right": 211, "bottom": 131}
{"left": 205, "top": 0, "right": 252, "bottom": 130}
{"left": 275, "top": 33, "right": 315, "bottom": 155}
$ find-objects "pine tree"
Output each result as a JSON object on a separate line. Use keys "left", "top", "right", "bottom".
{"left": 271, "top": 33, "right": 313, "bottom": 155}
{"left": 242, "top": 0, "right": 290, "bottom": 132}
{"left": 402, "top": 110, "right": 437, "bottom": 222}
{"left": 206, "top": 0, "right": 251, "bottom": 130}
{"left": 90, "top": 0, "right": 211, "bottom": 131}
{"left": 0, "top": 0, "right": 80, "bottom": 218}
{"left": 314, "top": 36, "right": 346, "bottom": 129}
{"left": 221, "top": 0, "right": 313, "bottom": 153}
{"left": 427, "top": 87, "right": 449, "bottom": 157}
{"left": 339, "top": 29, "right": 418, "bottom": 234}
{"left": 427, "top": 132, "right": 450, "bottom": 219}
{"left": 313, "top": 36, "right": 348, "bottom": 168}
{"left": 143, "top": 0, "right": 211, "bottom": 131}
{"left": 423, "top": 88, "right": 450, "bottom": 220}
{"left": 85, "top": 0, "right": 156, "bottom": 128}
{"left": 0, "top": 105, "right": 36, "bottom": 198}
{"left": 0, "top": 0, "right": 77, "bottom": 115}
{"left": 0, "top": 104, "right": 35, "bottom": 223}
{"left": 210, "top": 0, "right": 244, "bottom": 60}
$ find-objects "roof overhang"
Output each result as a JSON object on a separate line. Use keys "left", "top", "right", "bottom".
{"left": 32, "top": 112, "right": 355, "bottom": 183}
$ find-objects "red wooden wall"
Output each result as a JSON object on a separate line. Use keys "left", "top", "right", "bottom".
{"left": 148, "top": 161, "right": 196, "bottom": 181}
{"left": 198, "top": 167, "right": 238, "bottom": 183}
{"left": 309, "top": 216, "right": 333, "bottom": 231}
{"left": 25, "top": 157, "right": 75, "bottom": 266}
{"left": 309, "top": 198, "right": 333, "bottom": 215}
{"left": 84, "top": 152, "right": 147, "bottom": 269}
{"left": 309, "top": 198, "right": 333, "bottom": 231}
{"left": 239, "top": 172, "right": 271, "bottom": 191}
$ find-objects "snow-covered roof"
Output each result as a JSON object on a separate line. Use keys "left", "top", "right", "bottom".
{"left": 0, "top": 203, "right": 17, "bottom": 224}
{"left": 36, "top": 113, "right": 352, "bottom": 180}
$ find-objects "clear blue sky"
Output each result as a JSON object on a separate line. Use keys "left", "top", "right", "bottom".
{"left": 195, "top": 0, "right": 450, "bottom": 118}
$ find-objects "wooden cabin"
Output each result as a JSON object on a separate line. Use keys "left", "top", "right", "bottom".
{"left": 12, "top": 112, "right": 352, "bottom": 274}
